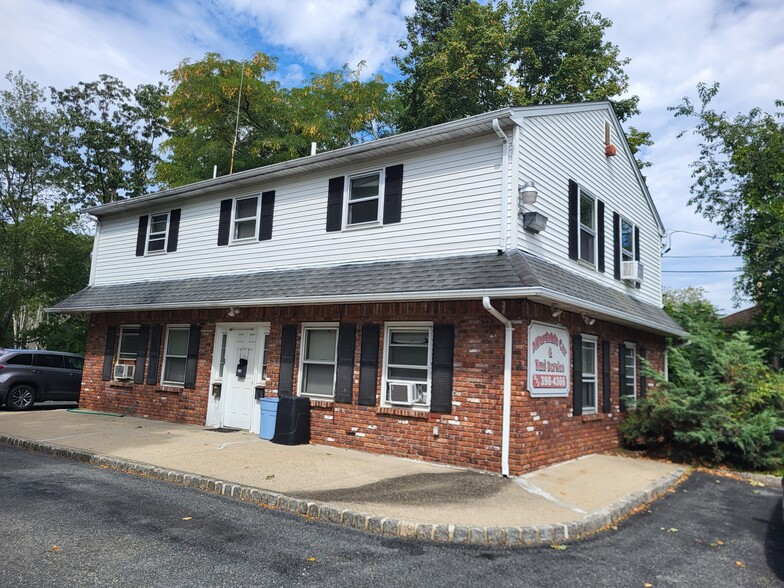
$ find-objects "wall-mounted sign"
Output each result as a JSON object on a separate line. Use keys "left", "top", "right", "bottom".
{"left": 528, "top": 321, "right": 570, "bottom": 397}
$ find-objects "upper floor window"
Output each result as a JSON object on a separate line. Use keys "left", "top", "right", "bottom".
{"left": 299, "top": 325, "right": 338, "bottom": 398}
{"left": 347, "top": 171, "right": 381, "bottom": 226}
{"left": 579, "top": 190, "right": 596, "bottom": 265}
{"left": 620, "top": 217, "right": 635, "bottom": 262}
{"left": 147, "top": 213, "right": 169, "bottom": 253}
{"left": 233, "top": 196, "right": 259, "bottom": 241}
{"left": 382, "top": 324, "right": 433, "bottom": 410}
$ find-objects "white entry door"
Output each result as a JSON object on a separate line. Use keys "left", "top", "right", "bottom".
{"left": 223, "top": 328, "right": 258, "bottom": 429}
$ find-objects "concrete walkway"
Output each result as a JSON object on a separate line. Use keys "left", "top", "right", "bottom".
{"left": 0, "top": 408, "right": 687, "bottom": 545}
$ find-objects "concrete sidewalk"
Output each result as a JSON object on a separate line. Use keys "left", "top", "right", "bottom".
{"left": 0, "top": 408, "right": 687, "bottom": 545}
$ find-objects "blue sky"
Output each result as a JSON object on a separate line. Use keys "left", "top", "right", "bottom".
{"left": 3, "top": 0, "right": 783, "bottom": 314}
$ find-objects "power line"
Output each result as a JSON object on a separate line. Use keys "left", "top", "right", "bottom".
{"left": 662, "top": 269, "right": 741, "bottom": 273}
{"left": 663, "top": 254, "right": 738, "bottom": 258}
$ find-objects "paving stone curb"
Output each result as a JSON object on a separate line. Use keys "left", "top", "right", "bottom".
{"left": 0, "top": 434, "right": 688, "bottom": 546}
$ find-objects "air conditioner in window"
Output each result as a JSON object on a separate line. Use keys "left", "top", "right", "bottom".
{"left": 387, "top": 381, "right": 415, "bottom": 406}
{"left": 114, "top": 363, "right": 135, "bottom": 380}
{"left": 621, "top": 261, "right": 644, "bottom": 283}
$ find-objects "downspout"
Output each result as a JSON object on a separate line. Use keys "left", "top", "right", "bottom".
{"left": 492, "top": 119, "right": 509, "bottom": 252}
{"left": 482, "top": 296, "right": 513, "bottom": 477}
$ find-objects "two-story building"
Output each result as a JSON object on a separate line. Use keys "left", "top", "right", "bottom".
{"left": 52, "top": 103, "right": 683, "bottom": 477}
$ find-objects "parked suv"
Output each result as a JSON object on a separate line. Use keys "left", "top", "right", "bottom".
{"left": 0, "top": 349, "right": 83, "bottom": 410}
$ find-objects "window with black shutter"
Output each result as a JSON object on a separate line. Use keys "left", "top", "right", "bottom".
{"left": 136, "top": 210, "right": 181, "bottom": 256}
{"left": 326, "top": 165, "right": 404, "bottom": 231}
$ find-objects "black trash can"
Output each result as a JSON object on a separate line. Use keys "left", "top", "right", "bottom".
{"left": 272, "top": 395, "right": 310, "bottom": 445}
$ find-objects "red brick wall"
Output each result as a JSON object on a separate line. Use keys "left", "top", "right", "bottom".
{"left": 82, "top": 300, "right": 667, "bottom": 476}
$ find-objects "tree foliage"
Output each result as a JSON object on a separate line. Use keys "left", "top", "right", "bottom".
{"left": 671, "top": 83, "right": 784, "bottom": 360}
{"left": 157, "top": 53, "right": 397, "bottom": 188}
{"left": 395, "top": 0, "right": 640, "bottom": 133}
{"left": 620, "top": 288, "right": 784, "bottom": 471}
{"left": 53, "top": 75, "right": 168, "bottom": 206}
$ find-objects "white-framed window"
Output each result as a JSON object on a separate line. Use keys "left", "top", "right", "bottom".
{"left": 581, "top": 335, "right": 598, "bottom": 413}
{"left": 381, "top": 323, "right": 433, "bottom": 410}
{"left": 345, "top": 170, "right": 383, "bottom": 226}
{"left": 579, "top": 188, "right": 596, "bottom": 265}
{"left": 162, "top": 325, "right": 190, "bottom": 387}
{"left": 118, "top": 325, "right": 140, "bottom": 361}
{"left": 233, "top": 195, "right": 259, "bottom": 242}
{"left": 146, "top": 212, "right": 170, "bottom": 253}
{"left": 623, "top": 342, "right": 637, "bottom": 399}
{"left": 620, "top": 217, "right": 635, "bottom": 263}
{"left": 299, "top": 324, "right": 338, "bottom": 398}
{"left": 260, "top": 332, "right": 270, "bottom": 381}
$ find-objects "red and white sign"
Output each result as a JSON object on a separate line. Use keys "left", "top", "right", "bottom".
{"left": 528, "top": 322, "right": 570, "bottom": 397}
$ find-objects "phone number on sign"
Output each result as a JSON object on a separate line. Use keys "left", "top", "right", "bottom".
{"left": 532, "top": 374, "right": 567, "bottom": 388}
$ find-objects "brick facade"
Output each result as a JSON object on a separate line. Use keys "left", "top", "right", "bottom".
{"left": 81, "top": 299, "right": 666, "bottom": 476}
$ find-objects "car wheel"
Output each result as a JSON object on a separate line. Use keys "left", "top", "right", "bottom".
{"left": 7, "top": 384, "right": 35, "bottom": 411}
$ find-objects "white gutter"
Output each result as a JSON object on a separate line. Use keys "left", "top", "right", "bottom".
{"left": 482, "top": 296, "right": 513, "bottom": 477}
{"left": 492, "top": 119, "right": 510, "bottom": 252}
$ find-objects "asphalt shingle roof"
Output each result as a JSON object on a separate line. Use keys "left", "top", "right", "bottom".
{"left": 51, "top": 250, "right": 684, "bottom": 336}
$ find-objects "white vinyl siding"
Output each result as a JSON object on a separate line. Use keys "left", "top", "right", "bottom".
{"left": 91, "top": 136, "right": 503, "bottom": 285}
{"left": 515, "top": 108, "right": 663, "bottom": 306}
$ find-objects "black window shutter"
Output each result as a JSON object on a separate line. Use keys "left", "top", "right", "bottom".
{"left": 597, "top": 200, "right": 605, "bottom": 273}
{"left": 383, "top": 164, "right": 404, "bottom": 224}
{"left": 572, "top": 334, "right": 583, "bottom": 416}
{"left": 167, "top": 209, "right": 181, "bottom": 253}
{"left": 135, "top": 216, "right": 148, "bottom": 257}
{"left": 613, "top": 212, "right": 621, "bottom": 280}
{"left": 602, "top": 340, "right": 611, "bottom": 413}
{"left": 333, "top": 324, "right": 356, "bottom": 404}
{"left": 430, "top": 324, "right": 454, "bottom": 414}
{"left": 147, "top": 325, "right": 162, "bottom": 385}
{"left": 217, "top": 199, "right": 232, "bottom": 246}
{"left": 326, "top": 177, "right": 344, "bottom": 232}
{"left": 184, "top": 325, "right": 201, "bottom": 389}
{"left": 259, "top": 190, "right": 275, "bottom": 241}
{"left": 358, "top": 325, "right": 380, "bottom": 406}
{"left": 102, "top": 326, "right": 117, "bottom": 381}
{"left": 639, "top": 347, "right": 647, "bottom": 398}
{"left": 278, "top": 325, "right": 297, "bottom": 396}
{"left": 618, "top": 343, "right": 627, "bottom": 412}
{"left": 634, "top": 226, "right": 641, "bottom": 289}
{"left": 134, "top": 325, "right": 149, "bottom": 384}
{"left": 568, "top": 180, "right": 578, "bottom": 260}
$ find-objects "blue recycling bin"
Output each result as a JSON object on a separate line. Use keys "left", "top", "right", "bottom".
{"left": 259, "top": 397, "right": 279, "bottom": 440}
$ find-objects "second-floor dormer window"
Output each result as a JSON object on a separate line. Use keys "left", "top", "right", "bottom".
{"left": 620, "top": 217, "right": 635, "bottom": 262}
{"left": 147, "top": 213, "right": 169, "bottom": 253}
{"left": 579, "top": 190, "right": 596, "bottom": 265}
{"left": 233, "top": 196, "right": 259, "bottom": 241}
{"left": 347, "top": 171, "right": 381, "bottom": 225}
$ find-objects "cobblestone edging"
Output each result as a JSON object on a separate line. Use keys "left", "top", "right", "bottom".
{"left": 0, "top": 435, "right": 688, "bottom": 546}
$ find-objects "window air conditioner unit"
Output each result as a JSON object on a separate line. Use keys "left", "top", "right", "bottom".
{"left": 621, "top": 261, "right": 644, "bottom": 283}
{"left": 387, "top": 381, "right": 415, "bottom": 406}
{"left": 114, "top": 363, "right": 135, "bottom": 380}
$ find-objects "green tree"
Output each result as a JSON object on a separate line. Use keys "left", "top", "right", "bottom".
{"left": 671, "top": 83, "right": 784, "bottom": 361}
{"left": 620, "top": 288, "right": 784, "bottom": 471}
{"left": 53, "top": 75, "right": 168, "bottom": 206}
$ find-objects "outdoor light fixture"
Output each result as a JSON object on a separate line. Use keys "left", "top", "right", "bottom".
{"left": 551, "top": 305, "right": 563, "bottom": 318}
{"left": 518, "top": 181, "right": 538, "bottom": 205}
{"left": 227, "top": 306, "right": 239, "bottom": 317}
{"left": 582, "top": 314, "right": 596, "bottom": 326}
{"left": 522, "top": 211, "right": 548, "bottom": 233}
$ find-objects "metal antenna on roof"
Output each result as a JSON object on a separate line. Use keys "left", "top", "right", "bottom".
{"left": 229, "top": 0, "right": 254, "bottom": 175}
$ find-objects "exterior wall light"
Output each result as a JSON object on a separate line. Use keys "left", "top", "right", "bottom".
{"left": 519, "top": 181, "right": 538, "bottom": 205}
{"left": 582, "top": 314, "right": 596, "bottom": 326}
{"left": 522, "top": 211, "right": 548, "bottom": 233}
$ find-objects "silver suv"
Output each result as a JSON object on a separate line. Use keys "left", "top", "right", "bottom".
{"left": 0, "top": 349, "right": 83, "bottom": 411}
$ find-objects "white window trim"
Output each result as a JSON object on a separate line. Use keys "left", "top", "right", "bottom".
{"left": 342, "top": 168, "right": 385, "bottom": 230}
{"left": 578, "top": 186, "right": 597, "bottom": 267}
{"left": 145, "top": 211, "right": 170, "bottom": 255}
{"left": 298, "top": 323, "right": 339, "bottom": 399}
{"left": 231, "top": 194, "right": 261, "bottom": 244}
{"left": 161, "top": 324, "right": 190, "bottom": 388}
{"left": 581, "top": 334, "right": 598, "bottom": 414}
{"left": 623, "top": 342, "right": 637, "bottom": 400}
{"left": 619, "top": 216, "right": 636, "bottom": 262}
{"left": 117, "top": 325, "right": 141, "bottom": 361}
{"left": 380, "top": 321, "right": 434, "bottom": 411}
